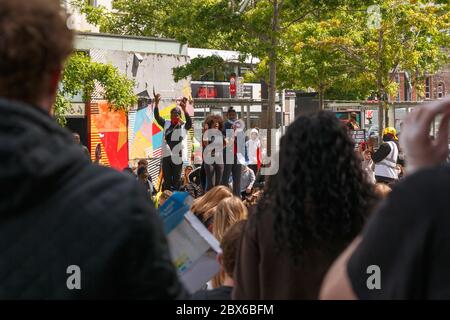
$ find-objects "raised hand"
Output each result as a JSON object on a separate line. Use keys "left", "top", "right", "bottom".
{"left": 400, "top": 97, "right": 450, "bottom": 174}
{"left": 180, "top": 97, "right": 188, "bottom": 112}
{"left": 153, "top": 92, "right": 161, "bottom": 106}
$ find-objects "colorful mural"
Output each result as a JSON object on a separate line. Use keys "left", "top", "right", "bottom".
{"left": 129, "top": 104, "right": 166, "bottom": 161}
{"left": 129, "top": 85, "right": 194, "bottom": 162}
{"left": 87, "top": 88, "right": 194, "bottom": 177}
{"left": 89, "top": 101, "right": 129, "bottom": 170}
{"left": 128, "top": 91, "right": 194, "bottom": 188}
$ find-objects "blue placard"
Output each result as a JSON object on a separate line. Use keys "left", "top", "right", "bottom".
{"left": 158, "top": 192, "right": 193, "bottom": 234}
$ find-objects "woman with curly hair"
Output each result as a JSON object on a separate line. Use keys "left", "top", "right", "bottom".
{"left": 203, "top": 114, "right": 226, "bottom": 191}
{"left": 233, "top": 111, "right": 376, "bottom": 300}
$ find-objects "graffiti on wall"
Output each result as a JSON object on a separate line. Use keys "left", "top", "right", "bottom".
{"left": 129, "top": 86, "right": 194, "bottom": 162}
{"left": 89, "top": 101, "right": 129, "bottom": 170}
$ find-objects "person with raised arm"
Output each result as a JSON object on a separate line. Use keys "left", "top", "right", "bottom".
{"left": 153, "top": 93, "right": 192, "bottom": 191}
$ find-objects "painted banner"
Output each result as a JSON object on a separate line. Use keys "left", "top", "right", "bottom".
{"left": 89, "top": 101, "right": 129, "bottom": 170}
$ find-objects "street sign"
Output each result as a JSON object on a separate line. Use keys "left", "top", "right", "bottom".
{"left": 237, "top": 77, "right": 244, "bottom": 98}
{"left": 284, "top": 90, "right": 296, "bottom": 98}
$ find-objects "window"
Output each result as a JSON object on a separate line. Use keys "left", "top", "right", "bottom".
{"left": 404, "top": 74, "right": 411, "bottom": 101}
{"left": 214, "top": 64, "right": 236, "bottom": 82}
{"left": 88, "top": 0, "right": 98, "bottom": 7}
{"left": 239, "top": 65, "right": 251, "bottom": 77}
{"left": 425, "top": 77, "right": 431, "bottom": 99}
{"left": 191, "top": 63, "right": 236, "bottom": 82}
{"left": 437, "top": 82, "right": 445, "bottom": 99}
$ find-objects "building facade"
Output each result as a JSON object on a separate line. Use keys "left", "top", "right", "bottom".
{"left": 425, "top": 65, "right": 450, "bottom": 100}
{"left": 188, "top": 48, "right": 296, "bottom": 129}
{"left": 388, "top": 64, "right": 450, "bottom": 103}
{"left": 65, "top": 33, "right": 191, "bottom": 178}
{"left": 62, "top": 0, "right": 113, "bottom": 32}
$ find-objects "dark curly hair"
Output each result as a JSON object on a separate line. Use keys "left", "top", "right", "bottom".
{"left": 205, "top": 114, "right": 224, "bottom": 131}
{"left": 261, "top": 111, "right": 376, "bottom": 260}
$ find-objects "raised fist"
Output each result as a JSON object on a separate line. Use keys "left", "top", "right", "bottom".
{"left": 153, "top": 93, "right": 161, "bottom": 105}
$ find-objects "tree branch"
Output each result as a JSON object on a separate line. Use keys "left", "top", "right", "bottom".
{"left": 281, "top": 9, "right": 316, "bottom": 30}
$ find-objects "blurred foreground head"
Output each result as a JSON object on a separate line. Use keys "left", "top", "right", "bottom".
{"left": 0, "top": 0, "right": 73, "bottom": 111}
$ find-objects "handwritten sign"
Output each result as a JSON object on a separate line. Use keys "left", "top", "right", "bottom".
{"left": 351, "top": 129, "right": 366, "bottom": 149}
{"left": 64, "top": 103, "right": 85, "bottom": 117}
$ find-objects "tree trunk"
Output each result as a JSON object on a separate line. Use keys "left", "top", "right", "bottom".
{"left": 266, "top": 0, "right": 279, "bottom": 157}
{"left": 385, "top": 103, "right": 389, "bottom": 128}
{"left": 377, "top": 28, "right": 384, "bottom": 142}
{"left": 378, "top": 100, "right": 384, "bottom": 143}
{"left": 318, "top": 85, "right": 325, "bottom": 110}
{"left": 85, "top": 99, "right": 92, "bottom": 161}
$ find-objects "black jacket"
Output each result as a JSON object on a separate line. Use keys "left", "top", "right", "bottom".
{"left": 0, "top": 98, "right": 186, "bottom": 299}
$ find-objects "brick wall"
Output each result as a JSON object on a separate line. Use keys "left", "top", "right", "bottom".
{"left": 428, "top": 64, "right": 450, "bottom": 100}
{"left": 389, "top": 65, "right": 450, "bottom": 102}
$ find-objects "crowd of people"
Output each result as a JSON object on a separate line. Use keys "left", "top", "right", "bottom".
{"left": 125, "top": 98, "right": 263, "bottom": 207}
{"left": 2, "top": 0, "right": 450, "bottom": 300}
{"left": 198, "top": 106, "right": 262, "bottom": 198}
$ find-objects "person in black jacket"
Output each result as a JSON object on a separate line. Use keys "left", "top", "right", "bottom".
{"left": 0, "top": 0, "right": 186, "bottom": 299}
{"left": 137, "top": 159, "right": 157, "bottom": 197}
{"left": 73, "top": 132, "right": 91, "bottom": 161}
{"left": 153, "top": 93, "right": 192, "bottom": 191}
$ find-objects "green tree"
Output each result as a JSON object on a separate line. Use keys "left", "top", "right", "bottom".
{"left": 73, "top": 0, "right": 449, "bottom": 137}
{"left": 330, "top": 0, "right": 450, "bottom": 134}
{"left": 73, "top": 0, "right": 348, "bottom": 153}
{"left": 278, "top": 0, "right": 449, "bottom": 128}
{"left": 280, "top": 14, "right": 375, "bottom": 108}
{"left": 55, "top": 52, "right": 137, "bottom": 126}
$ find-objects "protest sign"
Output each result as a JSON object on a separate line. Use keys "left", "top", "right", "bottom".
{"left": 159, "top": 192, "right": 221, "bottom": 293}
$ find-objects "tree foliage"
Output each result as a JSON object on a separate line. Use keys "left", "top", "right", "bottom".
{"left": 172, "top": 55, "right": 226, "bottom": 82}
{"left": 55, "top": 52, "right": 137, "bottom": 125}
{"left": 363, "top": 1, "right": 449, "bottom": 96}
{"left": 73, "top": 0, "right": 450, "bottom": 125}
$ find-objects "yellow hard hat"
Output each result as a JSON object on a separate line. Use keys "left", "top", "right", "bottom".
{"left": 383, "top": 127, "right": 398, "bottom": 141}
